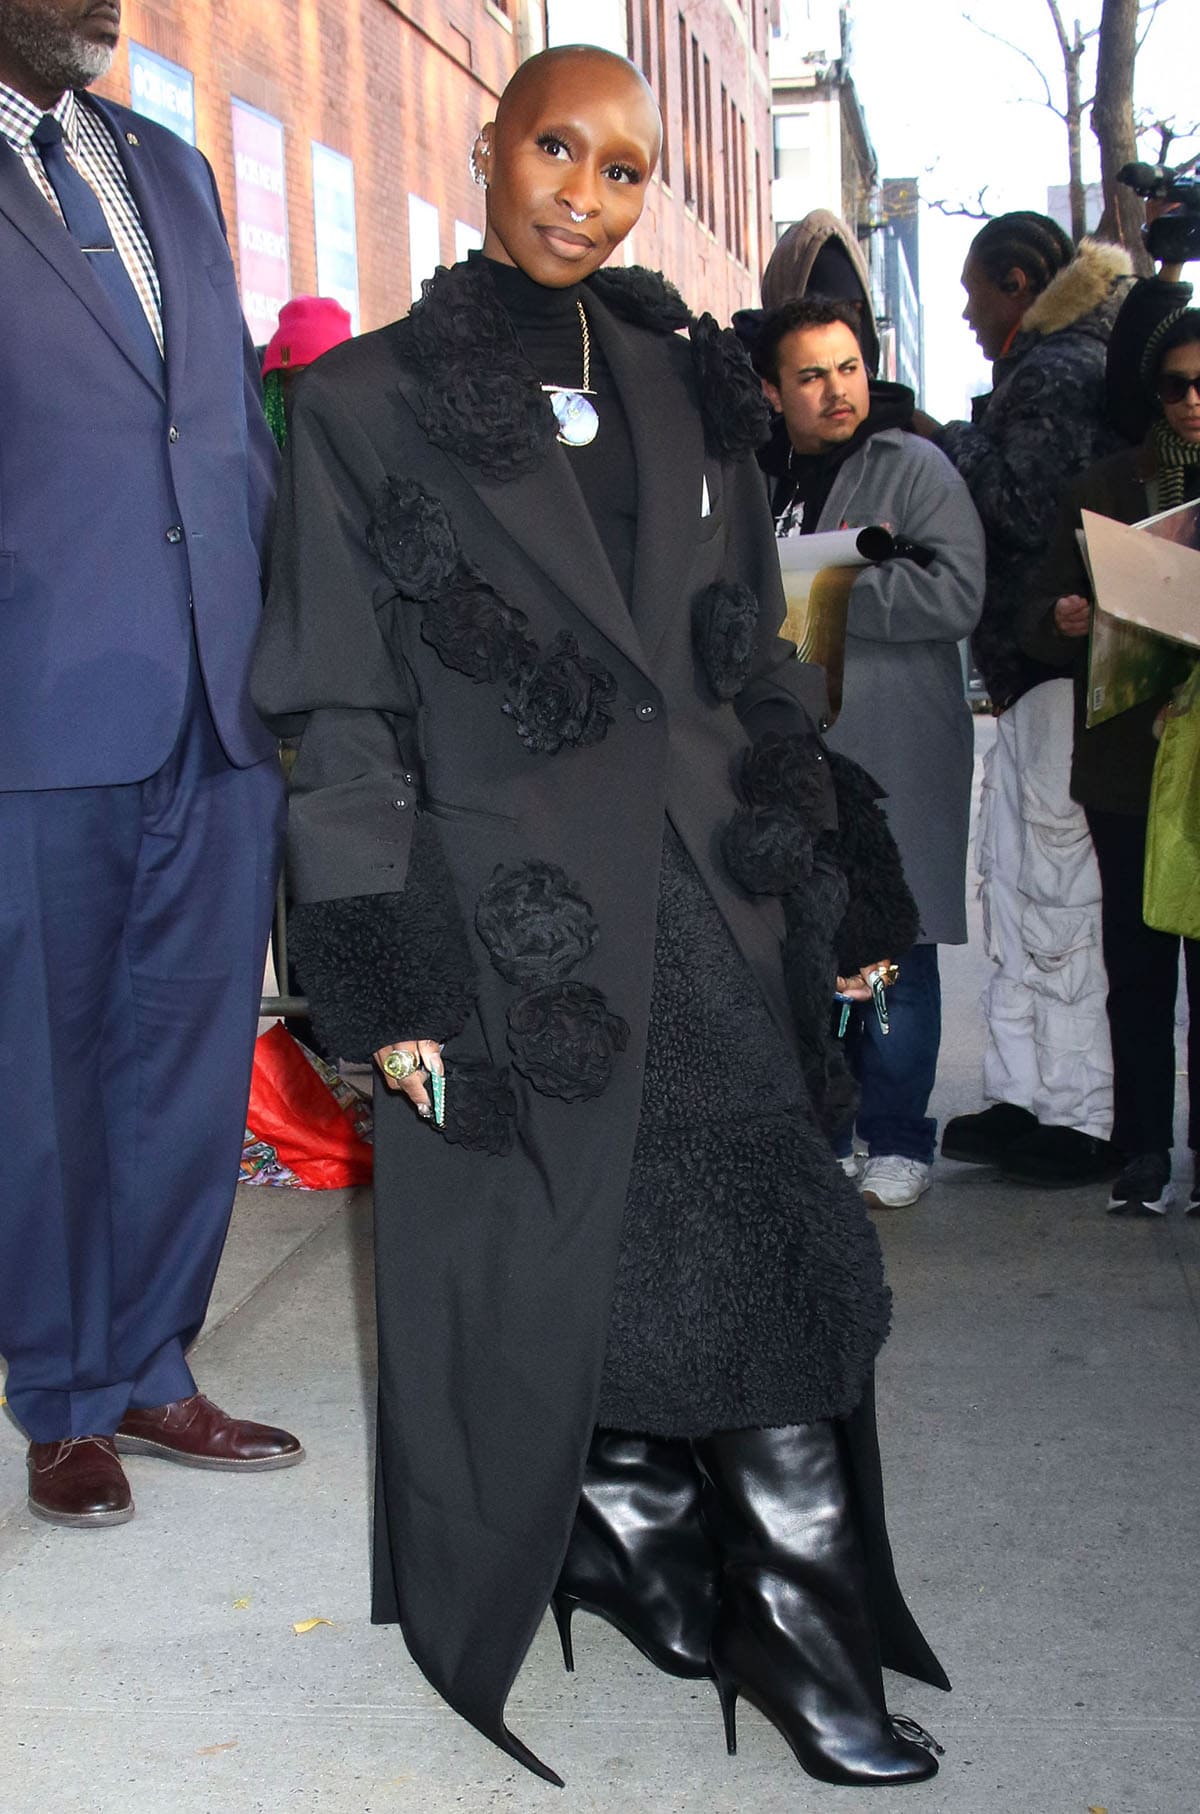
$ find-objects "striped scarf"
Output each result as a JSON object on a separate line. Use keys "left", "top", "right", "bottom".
{"left": 1151, "top": 415, "right": 1200, "bottom": 511}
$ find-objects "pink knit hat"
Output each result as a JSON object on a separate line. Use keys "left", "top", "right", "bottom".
{"left": 261, "top": 296, "right": 353, "bottom": 375}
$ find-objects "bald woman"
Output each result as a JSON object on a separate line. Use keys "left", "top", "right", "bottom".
{"left": 254, "top": 44, "right": 946, "bottom": 1791}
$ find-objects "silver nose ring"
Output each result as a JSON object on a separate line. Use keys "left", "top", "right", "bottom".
{"left": 568, "top": 209, "right": 587, "bottom": 223}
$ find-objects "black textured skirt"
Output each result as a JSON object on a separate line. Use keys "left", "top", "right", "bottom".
{"left": 596, "top": 825, "right": 890, "bottom": 1437}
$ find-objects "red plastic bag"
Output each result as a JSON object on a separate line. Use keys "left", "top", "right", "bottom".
{"left": 246, "top": 1024, "right": 373, "bottom": 1189}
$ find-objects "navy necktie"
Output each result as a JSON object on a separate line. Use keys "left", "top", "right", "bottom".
{"left": 32, "top": 112, "right": 162, "bottom": 379}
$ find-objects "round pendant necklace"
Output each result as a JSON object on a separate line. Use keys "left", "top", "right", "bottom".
{"left": 542, "top": 299, "right": 599, "bottom": 447}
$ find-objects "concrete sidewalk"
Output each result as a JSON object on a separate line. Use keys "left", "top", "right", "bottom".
{"left": 2, "top": 730, "right": 1198, "bottom": 1813}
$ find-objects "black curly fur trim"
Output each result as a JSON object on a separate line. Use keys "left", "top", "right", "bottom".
{"left": 587, "top": 265, "right": 692, "bottom": 333}
{"left": 596, "top": 830, "right": 888, "bottom": 1436}
{"left": 723, "top": 803, "right": 815, "bottom": 895}
{"left": 399, "top": 261, "right": 558, "bottom": 479}
{"left": 692, "top": 580, "right": 758, "bottom": 700}
{"left": 288, "top": 814, "right": 478, "bottom": 1061}
{"left": 396, "top": 258, "right": 769, "bottom": 482}
{"left": 367, "top": 476, "right": 462, "bottom": 602}
{"left": 507, "top": 980, "right": 629, "bottom": 1101}
{"left": 782, "top": 858, "right": 858, "bottom": 1141}
{"left": 419, "top": 568, "right": 536, "bottom": 683}
{"left": 826, "top": 751, "right": 921, "bottom": 973}
{"left": 475, "top": 860, "right": 599, "bottom": 985}
{"left": 440, "top": 1060, "right": 517, "bottom": 1156}
{"left": 738, "top": 730, "right": 831, "bottom": 829}
{"left": 501, "top": 631, "right": 617, "bottom": 754}
{"left": 689, "top": 312, "right": 773, "bottom": 460}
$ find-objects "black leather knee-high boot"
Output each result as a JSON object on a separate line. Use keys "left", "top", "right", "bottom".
{"left": 695, "top": 1422, "right": 942, "bottom": 1786}
{"left": 552, "top": 1428, "right": 718, "bottom": 1678}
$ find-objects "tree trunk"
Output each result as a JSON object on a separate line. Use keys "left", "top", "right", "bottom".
{"left": 1092, "top": 0, "right": 1152, "bottom": 270}
{"left": 1065, "top": 22, "right": 1086, "bottom": 241}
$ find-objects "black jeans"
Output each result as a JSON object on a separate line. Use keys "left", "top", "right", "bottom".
{"left": 1086, "top": 807, "right": 1200, "bottom": 1156}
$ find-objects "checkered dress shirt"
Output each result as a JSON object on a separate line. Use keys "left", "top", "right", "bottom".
{"left": 0, "top": 80, "right": 164, "bottom": 354}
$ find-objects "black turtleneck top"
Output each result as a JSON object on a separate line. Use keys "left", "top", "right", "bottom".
{"left": 478, "top": 253, "right": 639, "bottom": 609}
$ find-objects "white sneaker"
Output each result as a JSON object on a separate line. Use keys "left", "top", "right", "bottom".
{"left": 859, "top": 1156, "right": 931, "bottom": 1210}
{"left": 838, "top": 1153, "right": 861, "bottom": 1179}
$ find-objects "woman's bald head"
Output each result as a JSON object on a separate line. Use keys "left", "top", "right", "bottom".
{"left": 476, "top": 45, "right": 662, "bottom": 286}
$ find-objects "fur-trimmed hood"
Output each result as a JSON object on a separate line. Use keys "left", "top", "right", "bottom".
{"left": 1015, "top": 236, "right": 1133, "bottom": 346}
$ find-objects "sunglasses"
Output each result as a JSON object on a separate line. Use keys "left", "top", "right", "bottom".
{"left": 1157, "top": 371, "right": 1200, "bottom": 405}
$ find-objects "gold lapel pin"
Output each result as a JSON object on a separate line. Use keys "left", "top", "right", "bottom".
{"left": 126, "top": 131, "right": 139, "bottom": 146}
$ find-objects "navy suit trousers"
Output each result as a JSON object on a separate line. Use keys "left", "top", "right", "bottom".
{"left": 0, "top": 654, "right": 283, "bottom": 1441}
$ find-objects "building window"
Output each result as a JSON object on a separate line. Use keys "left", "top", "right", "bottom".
{"left": 774, "top": 110, "right": 811, "bottom": 187}
{"left": 454, "top": 219, "right": 483, "bottom": 263}
{"left": 678, "top": 15, "right": 693, "bottom": 208}
{"left": 691, "top": 36, "right": 704, "bottom": 225}
{"left": 408, "top": 194, "right": 441, "bottom": 303}
{"left": 720, "top": 84, "right": 731, "bottom": 254}
{"left": 655, "top": 0, "right": 670, "bottom": 186}
{"left": 755, "top": 146, "right": 764, "bottom": 272}
{"left": 703, "top": 54, "right": 715, "bottom": 233}
{"left": 739, "top": 108, "right": 749, "bottom": 264}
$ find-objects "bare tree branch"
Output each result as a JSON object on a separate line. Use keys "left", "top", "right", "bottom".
{"left": 962, "top": 11, "right": 1057, "bottom": 111}
{"left": 925, "top": 185, "right": 996, "bottom": 221}
{"left": 1135, "top": 0, "right": 1169, "bottom": 53}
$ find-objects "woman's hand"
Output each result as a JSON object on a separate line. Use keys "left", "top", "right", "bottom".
{"left": 1054, "top": 594, "right": 1092, "bottom": 638}
{"left": 373, "top": 1039, "right": 444, "bottom": 1118}
{"left": 836, "top": 960, "right": 894, "bottom": 1002}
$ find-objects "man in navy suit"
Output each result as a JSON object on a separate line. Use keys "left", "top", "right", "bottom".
{"left": 0, "top": 0, "right": 303, "bottom": 1526}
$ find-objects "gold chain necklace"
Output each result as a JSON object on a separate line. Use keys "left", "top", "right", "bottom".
{"left": 541, "top": 299, "right": 599, "bottom": 447}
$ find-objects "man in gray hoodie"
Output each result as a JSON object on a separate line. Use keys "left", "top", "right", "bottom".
{"left": 755, "top": 297, "right": 985, "bottom": 1208}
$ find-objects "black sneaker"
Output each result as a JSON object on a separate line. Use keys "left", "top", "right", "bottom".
{"left": 1000, "top": 1126, "right": 1122, "bottom": 1189}
{"left": 940, "top": 1102, "right": 1037, "bottom": 1165}
{"left": 1107, "top": 1151, "right": 1172, "bottom": 1216}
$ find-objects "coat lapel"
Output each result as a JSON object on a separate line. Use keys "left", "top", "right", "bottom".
{"left": 587, "top": 292, "right": 704, "bottom": 665}
{"left": 0, "top": 114, "right": 164, "bottom": 398}
{"left": 396, "top": 361, "right": 654, "bottom": 684}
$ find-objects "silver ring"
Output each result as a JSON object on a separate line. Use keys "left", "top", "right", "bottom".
{"left": 568, "top": 208, "right": 587, "bottom": 223}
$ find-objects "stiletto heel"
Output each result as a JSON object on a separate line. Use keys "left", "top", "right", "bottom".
{"left": 696, "top": 1423, "right": 941, "bottom": 1787}
{"left": 550, "top": 1591, "right": 577, "bottom": 1672}
{"left": 714, "top": 1672, "right": 739, "bottom": 1756}
{"left": 552, "top": 1430, "right": 717, "bottom": 1679}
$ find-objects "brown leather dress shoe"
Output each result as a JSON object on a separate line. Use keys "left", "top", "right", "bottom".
{"left": 114, "top": 1393, "right": 304, "bottom": 1471}
{"left": 27, "top": 1436, "right": 134, "bottom": 1528}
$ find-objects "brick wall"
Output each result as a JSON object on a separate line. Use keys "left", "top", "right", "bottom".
{"left": 99, "top": 0, "right": 771, "bottom": 331}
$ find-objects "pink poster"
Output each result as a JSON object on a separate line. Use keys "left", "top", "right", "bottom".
{"left": 231, "top": 99, "right": 290, "bottom": 344}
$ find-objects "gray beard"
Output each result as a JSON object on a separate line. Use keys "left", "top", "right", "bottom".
{"left": 0, "top": 2, "right": 116, "bottom": 94}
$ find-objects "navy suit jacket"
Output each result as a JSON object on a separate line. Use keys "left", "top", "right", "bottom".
{"left": 0, "top": 94, "right": 278, "bottom": 789}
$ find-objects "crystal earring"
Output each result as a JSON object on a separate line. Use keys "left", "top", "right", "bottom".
{"left": 469, "top": 141, "right": 487, "bottom": 188}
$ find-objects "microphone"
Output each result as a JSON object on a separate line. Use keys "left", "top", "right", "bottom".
{"left": 854, "top": 525, "right": 936, "bottom": 570}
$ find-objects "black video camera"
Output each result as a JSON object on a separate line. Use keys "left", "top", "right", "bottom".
{"left": 1117, "top": 161, "right": 1200, "bottom": 264}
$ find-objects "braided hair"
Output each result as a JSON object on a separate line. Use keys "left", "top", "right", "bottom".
{"left": 969, "top": 211, "right": 1074, "bottom": 296}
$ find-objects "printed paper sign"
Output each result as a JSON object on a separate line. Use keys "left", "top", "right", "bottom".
{"left": 231, "top": 99, "right": 290, "bottom": 344}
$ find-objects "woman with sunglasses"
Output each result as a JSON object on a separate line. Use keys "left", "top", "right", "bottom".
{"left": 1021, "top": 306, "right": 1200, "bottom": 1217}
{"left": 253, "top": 42, "right": 947, "bottom": 1792}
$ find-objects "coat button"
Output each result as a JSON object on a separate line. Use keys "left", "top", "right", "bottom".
{"left": 635, "top": 700, "right": 658, "bottom": 722}
{"left": 403, "top": 772, "right": 416, "bottom": 786}
{"left": 392, "top": 796, "right": 409, "bottom": 810}
{"left": 165, "top": 524, "right": 184, "bottom": 544}
{"left": 169, "top": 425, "right": 180, "bottom": 443}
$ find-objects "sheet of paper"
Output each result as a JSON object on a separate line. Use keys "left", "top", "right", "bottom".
{"left": 776, "top": 532, "right": 873, "bottom": 725}
{"left": 1082, "top": 503, "right": 1199, "bottom": 728}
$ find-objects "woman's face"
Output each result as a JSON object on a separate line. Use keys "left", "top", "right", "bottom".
{"left": 1157, "top": 341, "right": 1200, "bottom": 445}
{"left": 478, "top": 56, "right": 661, "bottom": 287}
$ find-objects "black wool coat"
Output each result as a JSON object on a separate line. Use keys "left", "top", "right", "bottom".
{"left": 252, "top": 260, "right": 932, "bottom": 1778}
